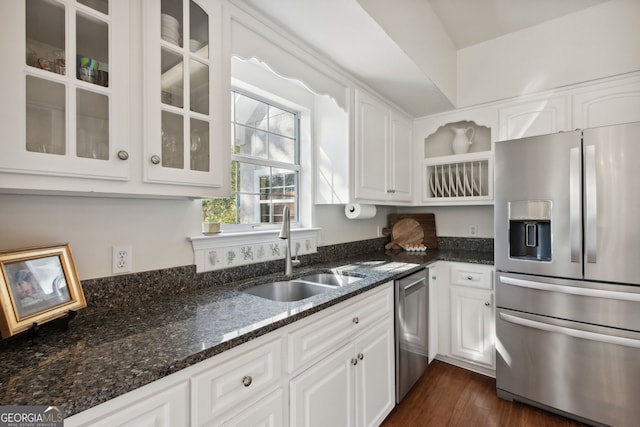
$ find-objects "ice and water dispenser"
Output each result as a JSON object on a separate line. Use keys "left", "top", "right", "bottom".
{"left": 508, "top": 200, "right": 552, "bottom": 262}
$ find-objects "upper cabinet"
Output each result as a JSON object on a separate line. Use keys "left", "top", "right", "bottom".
{"left": 0, "top": 0, "right": 130, "bottom": 180}
{"left": 354, "top": 89, "right": 412, "bottom": 204}
{"left": 142, "top": 0, "right": 229, "bottom": 189}
{"left": 498, "top": 95, "right": 570, "bottom": 141}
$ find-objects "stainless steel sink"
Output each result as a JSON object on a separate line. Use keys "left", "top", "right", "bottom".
{"left": 297, "top": 272, "right": 363, "bottom": 287}
{"left": 241, "top": 271, "right": 364, "bottom": 302}
{"left": 242, "top": 280, "right": 331, "bottom": 302}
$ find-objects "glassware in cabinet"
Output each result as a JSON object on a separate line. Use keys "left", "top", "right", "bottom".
{"left": 145, "top": 0, "right": 226, "bottom": 188}
{"left": 1, "top": 0, "right": 130, "bottom": 182}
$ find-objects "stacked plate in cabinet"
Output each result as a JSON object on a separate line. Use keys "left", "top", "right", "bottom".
{"left": 161, "top": 14, "right": 181, "bottom": 46}
{"left": 429, "top": 161, "right": 486, "bottom": 198}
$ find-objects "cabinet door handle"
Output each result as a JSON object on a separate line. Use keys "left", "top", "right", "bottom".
{"left": 242, "top": 375, "right": 252, "bottom": 387}
{"left": 351, "top": 358, "right": 358, "bottom": 366}
{"left": 484, "top": 301, "right": 491, "bottom": 307}
{"left": 117, "top": 150, "right": 129, "bottom": 160}
{"left": 358, "top": 353, "right": 364, "bottom": 360}
{"left": 150, "top": 155, "right": 161, "bottom": 165}
{"left": 466, "top": 275, "right": 473, "bottom": 280}
{"left": 352, "top": 317, "right": 359, "bottom": 324}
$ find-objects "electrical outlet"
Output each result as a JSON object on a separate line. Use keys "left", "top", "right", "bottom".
{"left": 469, "top": 224, "right": 478, "bottom": 237}
{"left": 112, "top": 245, "right": 132, "bottom": 274}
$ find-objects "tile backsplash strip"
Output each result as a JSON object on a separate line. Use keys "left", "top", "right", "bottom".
{"left": 80, "top": 237, "right": 493, "bottom": 313}
{"left": 80, "top": 237, "right": 389, "bottom": 313}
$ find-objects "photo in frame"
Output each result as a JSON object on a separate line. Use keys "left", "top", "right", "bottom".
{"left": 0, "top": 244, "right": 86, "bottom": 338}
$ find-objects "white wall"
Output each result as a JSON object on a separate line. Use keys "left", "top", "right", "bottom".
{"left": 0, "top": 194, "right": 201, "bottom": 280}
{"left": 457, "top": 0, "right": 640, "bottom": 107}
{"left": 401, "top": 205, "right": 494, "bottom": 238}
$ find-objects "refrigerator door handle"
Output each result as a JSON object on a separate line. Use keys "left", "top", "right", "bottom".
{"left": 585, "top": 145, "right": 597, "bottom": 263}
{"left": 499, "top": 275, "right": 640, "bottom": 302}
{"left": 569, "top": 147, "right": 581, "bottom": 263}
{"left": 499, "top": 312, "right": 640, "bottom": 349}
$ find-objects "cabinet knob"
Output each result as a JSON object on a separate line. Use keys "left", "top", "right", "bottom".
{"left": 431, "top": 276, "right": 437, "bottom": 280}
{"left": 351, "top": 358, "right": 358, "bottom": 366}
{"left": 387, "top": 189, "right": 396, "bottom": 193}
{"left": 466, "top": 275, "right": 473, "bottom": 280}
{"left": 117, "top": 150, "right": 129, "bottom": 160}
{"left": 150, "top": 155, "right": 161, "bottom": 165}
{"left": 358, "top": 353, "right": 364, "bottom": 360}
{"left": 242, "top": 375, "right": 252, "bottom": 387}
{"left": 352, "top": 317, "right": 359, "bottom": 324}
{"left": 484, "top": 301, "right": 491, "bottom": 307}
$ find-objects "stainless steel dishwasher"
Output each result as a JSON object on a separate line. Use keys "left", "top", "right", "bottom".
{"left": 395, "top": 268, "right": 429, "bottom": 403}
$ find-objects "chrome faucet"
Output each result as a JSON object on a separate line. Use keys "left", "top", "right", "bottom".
{"left": 279, "top": 206, "right": 300, "bottom": 276}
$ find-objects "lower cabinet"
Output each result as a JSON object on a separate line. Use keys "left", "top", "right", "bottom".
{"left": 290, "top": 316, "right": 395, "bottom": 427}
{"left": 433, "top": 261, "right": 496, "bottom": 376}
{"left": 65, "top": 282, "right": 395, "bottom": 427}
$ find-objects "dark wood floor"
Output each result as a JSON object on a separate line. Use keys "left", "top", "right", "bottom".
{"left": 382, "top": 360, "right": 588, "bottom": 427}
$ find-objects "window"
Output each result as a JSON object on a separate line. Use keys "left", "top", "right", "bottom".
{"left": 203, "top": 89, "right": 300, "bottom": 227}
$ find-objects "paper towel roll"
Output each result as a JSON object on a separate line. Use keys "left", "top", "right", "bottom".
{"left": 345, "top": 203, "right": 376, "bottom": 219}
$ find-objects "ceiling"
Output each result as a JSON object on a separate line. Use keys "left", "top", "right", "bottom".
{"left": 240, "top": 0, "right": 609, "bottom": 117}
{"left": 429, "top": 0, "right": 607, "bottom": 49}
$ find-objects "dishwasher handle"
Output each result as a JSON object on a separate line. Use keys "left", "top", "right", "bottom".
{"left": 400, "top": 276, "right": 426, "bottom": 296}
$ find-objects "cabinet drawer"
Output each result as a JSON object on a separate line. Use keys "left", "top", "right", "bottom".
{"left": 191, "top": 336, "right": 284, "bottom": 425}
{"left": 450, "top": 263, "right": 493, "bottom": 290}
{"left": 288, "top": 282, "right": 393, "bottom": 374}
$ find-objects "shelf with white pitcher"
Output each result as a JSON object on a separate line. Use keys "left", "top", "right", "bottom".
{"left": 421, "top": 120, "right": 493, "bottom": 205}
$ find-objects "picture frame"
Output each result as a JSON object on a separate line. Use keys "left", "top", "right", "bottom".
{"left": 0, "top": 244, "right": 86, "bottom": 338}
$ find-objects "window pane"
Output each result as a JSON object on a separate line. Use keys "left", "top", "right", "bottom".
{"left": 269, "top": 134, "right": 295, "bottom": 163}
{"left": 237, "top": 194, "right": 261, "bottom": 224}
{"left": 233, "top": 93, "right": 267, "bottom": 130}
{"left": 26, "top": 76, "right": 65, "bottom": 155}
{"left": 269, "top": 106, "right": 295, "bottom": 138}
{"left": 237, "top": 162, "right": 269, "bottom": 194}
{"left": 234, "top": 124, "right": 267, "bottom": 159}
{"left": 190, "top": 118, "right": 209, "bottom": 171}
{"left": 162, "top": 111, "right": 184, "bottom": 169}
{"left": 190, "top": 1, "right": 208, "bottom": 59}
{"left": 190, "top": 59, "right": 208, "bottom": 114}
{"left": 161, "top": 48, "right": 184, "bottom": 108}
{"left": 77, "top": 89, "right": 109, "bottom": 160}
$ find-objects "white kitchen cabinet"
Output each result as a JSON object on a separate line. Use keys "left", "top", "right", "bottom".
{"left": 190, "top": 335, "right": 285, "bottom": 426}
{"left": 431, "top": 261, "right": 495, "bottom": 376}
{"left": 427, "top": 263, "right": 440, "bottom": 363}
{"left": 65, "top": 375, "right": 189, "bottom": 427}
{"left": 220, "top": 388, "right": 286, "bottom": 427}
{"left": 354, "top": 89, "right": 412, "bottom": 204}
{"left": 450, "top": 286, "right": 494, "bottom": 367}
{"left": 0, "top": 0, "right": 131, "bottom": 181}
{"left": 571, "top": 74, "right": 640, "bottom": 129}
{"left": 290, "top": 316, "right": 394, "bottom": 427}
{"left": 498, "top": 95, "right": 570, "bottom": 141}
{"left": 142, "top": 0, "right": 230, "bottom": 191}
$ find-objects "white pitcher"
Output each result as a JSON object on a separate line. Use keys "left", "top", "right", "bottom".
{"left": 451, "top": 127, "right": 475, "bottom": 155}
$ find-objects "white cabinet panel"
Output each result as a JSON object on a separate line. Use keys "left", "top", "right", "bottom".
{"left": 221, "top": 388, "right": 286, "bottom": 427}
{"left": 65, "top": 377, "right": 189, "bottom": 427}
{"left": 290, "top": 344, "right": 355, "bottom": 427}
{"left": 498, "top": 96, "right": 570, "bottom": 140}
{"left": 450, "top": 286, "right": 494, "bottom": 367}
{"left": 354, "top": 89, "right": 412, "bottom": 204}
{"left": 355, "top": 317, "right": 395, "bottom": 427}
{"left": 572, "top": 77, "right": 640, "bottom": 129}
{"left": 191, "top": 336, "right": 284, "bottom": 426}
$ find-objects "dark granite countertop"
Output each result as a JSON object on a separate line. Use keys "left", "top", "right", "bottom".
{"left": 0, "top": 249, "right": 491, "bottom": 417}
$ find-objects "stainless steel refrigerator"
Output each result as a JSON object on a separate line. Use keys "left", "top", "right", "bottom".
{"left": 494, "top": 121, "right": 640, "bottom": 427}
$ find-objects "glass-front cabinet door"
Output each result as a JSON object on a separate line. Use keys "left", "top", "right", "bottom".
{"left": 0, "top": 0, "right": 130, "bottom": 180}
{"left": 143, "top": 0, "right": 229, "bottom": 189}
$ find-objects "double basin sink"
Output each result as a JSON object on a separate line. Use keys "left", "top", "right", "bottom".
{"left": 242, "top": 272, "right": 364, "bottom": 302}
